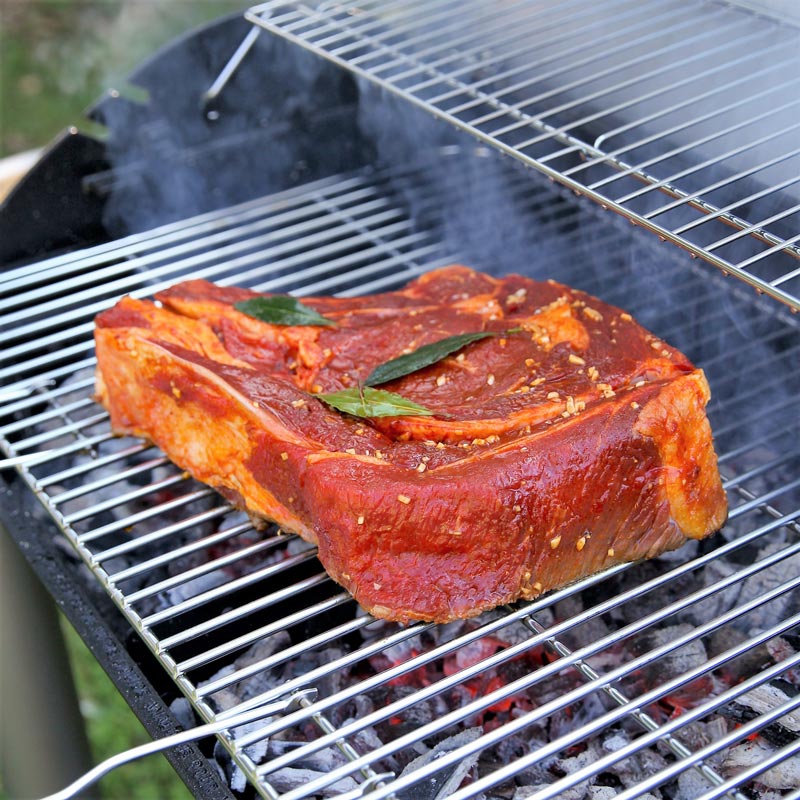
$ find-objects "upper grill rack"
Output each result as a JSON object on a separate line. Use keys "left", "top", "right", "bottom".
{"left": 244, "top": 0, "right": 800, "bottom": 312}
{"left": 3, "top": 157, "right": 800, "bottom": 799}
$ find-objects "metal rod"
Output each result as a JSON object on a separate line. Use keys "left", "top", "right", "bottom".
{"left": 202, "top": 25, "right": 262, "bottom": 113}
{"left": 37, "top": 689, "right": 316, "bottom": 800}
{"left": 246, "top": 10, "right": 800, "bottom": 310}
{"left": 0, "top": 452, "right": 56, "bottom": 469}
{"left": 247, "top": 511, "right": 799, "bottom": 765}
{"left": 516, "top": 613, "right": 747, "bottom": 800}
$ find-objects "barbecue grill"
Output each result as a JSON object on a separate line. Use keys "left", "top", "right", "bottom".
{"left": 2, "top": 2, "right": 800, "bottom": 799}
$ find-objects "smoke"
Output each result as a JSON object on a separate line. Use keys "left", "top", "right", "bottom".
{"left": 93, "top": 2, "right": 800, "bottom": 436}
{"left": 96, "top": 8, "right": 368, "bottom": 236}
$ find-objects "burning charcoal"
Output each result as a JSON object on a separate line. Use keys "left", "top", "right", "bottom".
{"left": 485, "top": 732, "right": 551, "bottom": 790}
{"left": 548, "top": 596, "right": 610, "bottom": 655}
{"left": 201, "top": 632, "right": 295, "bottom": 709}
{"left": 553, "top": 740, "right": 604, "bottom": 786}
{"left": 164, "top": 570, "right": 228, "bottom": 609}
{"left": 635, "top": 624, "right": 708, "bottom": 681}
{"left": 603, "top": 563, "right": 700, "bottom": 628}
{"left": 737, "top": 543, "right": 800, "bottom": 638}
{"left": 587, "top": 788, "right": 620, "bottom": 800}
{"left": 674, "top": 767, "right": 721, "bottom": 800}
{"left": 722, "top": 679, "right": 800, "bottom": 747}
{"left": 278, "top": 646, "right": 350, "bottom": 699}
{"left": 766, "top": 635, "right": 800, "bottom": 687}
{"left": 169, "top": 696, "right": 197, "bottom": 729}
{"left": 670, "top": 716, "right": 728, "bottom": 753}
{"left": 707, "top": 626, "right": 770, "bottom": 682}
{"left": 721, "top": 740, "right": 800, "bottom": 790}
{"left": 208, "top": 688, "right": 240, "bottom": 713}
{"left": 213, "top": 739, "right": 248, "bottom": 794}
{"left": 600, "top": 731, "right": 670, "bottom": 790}
{"left": 347, "top": 724, "right": 400, "bottom": 775}
{"left": 699, "top": 544, "right": 800, "bottom": 637}
{"left": 589, "top": 789, "right": 659, "bottom": 800}
{"left": 492, "top": 618, "right": 547, "bottom": 648}
{"left": 550, "top": 695, "right": 609, "bottom": 742}
{"left": 267, "top": 767, "right": 359, "bottom": 796}
{"left": 396, "top": 728, "right": 482, "bottom": 800}
{"left": 267, "top": 739, "right": 350, "bottom": 773}
{"left": 234, "top": 631, "right": 292, "bottom": 669}
{"left": 210, "top": 710, "right": 280, "bottom": 795}
{"left": 513, "top": 785, "right": 584, "bottom": 800}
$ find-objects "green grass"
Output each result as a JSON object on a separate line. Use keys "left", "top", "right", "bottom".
{"left": 0, "top": 0, "right": 248, "bottom": 157}
{"left": 0, "top": 617, "right": 195, "bottom": 800}
{"left": 61, "top": 617, "right": 195, "bottom": 800}
{"left": 2, "top": 4, "right": 255, "bottom": 796}
{"left": 1, "top": 5, "right": 250, "bottom": 796}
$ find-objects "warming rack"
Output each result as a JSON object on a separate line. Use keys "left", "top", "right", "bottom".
{"left": 2, "top": 161, "right": 800, "bottom": 799}
{"left": 242, "top": 0, "right": 800, "bottom": 312}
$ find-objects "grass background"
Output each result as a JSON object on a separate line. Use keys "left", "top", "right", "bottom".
{"left": 59, "top": 618, "right": 196, "bottom": 800}
{"left": 1, "top": 0, "right": 247, "bottom": 158}
{"left": 1, "top": 2, "right": 247, "bottom": 797}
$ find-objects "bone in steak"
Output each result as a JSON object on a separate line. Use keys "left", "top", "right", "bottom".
{"left": 94, "top": 266, "right": 727, "bottom": 623}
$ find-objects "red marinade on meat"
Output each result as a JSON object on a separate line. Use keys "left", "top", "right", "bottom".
{"left": 94, "top": 266, "right": 728, "bottom": 623}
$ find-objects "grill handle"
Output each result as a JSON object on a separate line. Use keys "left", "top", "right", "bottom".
{"left": 38, "top": 689, "right": 317, "bottom": 800}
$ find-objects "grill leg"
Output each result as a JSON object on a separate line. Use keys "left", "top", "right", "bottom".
{"left": 0, "top": 524, "right": 96, "bottom": 799}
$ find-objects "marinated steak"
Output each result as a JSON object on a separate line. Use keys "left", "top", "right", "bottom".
{"left": 94, "top": 266, "right": 727, "bottom": 623}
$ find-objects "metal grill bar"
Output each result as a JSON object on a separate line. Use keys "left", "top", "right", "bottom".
{"left": 249, "top": 511, "right": 800, "bottom": 787}
{"left": 462, "top": 632, "right": 800, "bottom": 800}
{"left": 111, "top": 520, "right": 261, "bottom": 589}
{"left": 3, "top": 161, "right": 799, "bottom": 799}
{"left": 301, "top": 570, "right": 800, "bottom": 800}
{"left": 246, "top": 0, "right": 800, "bottom": 311}
{"left": 612, "top": 697, "right": 800, "bottom": 800}
{"left": 179, "top": 595, "right": 362, "bottom": 678}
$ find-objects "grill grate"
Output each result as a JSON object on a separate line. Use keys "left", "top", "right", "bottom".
{"left": 3, "top": 159, "right": 800, "bottom": 799}
{"left": 244, "top": 0, "right": 800, "bottom": 312}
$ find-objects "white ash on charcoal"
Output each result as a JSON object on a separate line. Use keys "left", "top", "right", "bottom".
{"left": 722, "top": 740, "right": 800, "bottom": 791}
{"left": 266, "top": 768, "right": 359, "bottom": 797}
{"left": 633, "top": 624, "right": 709, "bottom": 682}
{"left": 395, "top": 728, "right": 482, "bottom": 800}
{"left": 586, "top": 788, "right": 630, "bottom": 800}
{"left": 204, "top": 631, "right": 294, "bottom": 705}
{"left": 673, "top": 769, "right": 717, "bottom": 800}
{"left": 693, "top": 541, "right": 800, "bottom": 635}
{"left": 766, "top": 635, "right": 800, "bottom": 686}
{"left": 508, "top": 732, "right": 669, "bottom": 800}
{"left": 577, "top": 733, "right": 670, "bottom": 792}
{"left": 364, "top": 684, "right": 455, "bottom": 739}
{"left": 143, "top": 521, "right": 297, "bottom": 616}
{"left": 168, "top": 573, "right": 800, "bottom": 799}
{"left": 720, "top": 444, "right": 800, "bottom": 530}
{"left": 512, "top": 784, "right": 585, "bottom": 800}
{"left": 706, "top": 626, "right": 773, "bottom": 682}
{"left": 721, "top": 678, "right": 800, "bottom": 748}
{"left": 548, "top": 693, "right": 611, "bottom": 744}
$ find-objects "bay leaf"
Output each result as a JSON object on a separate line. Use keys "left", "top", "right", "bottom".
{"left": 365, "top": 331, "right": 496, "bottom": 386}
{"left": 234, "top": 296, "right": 335, "bottom": 327}
{"left": 315, "top": 386, "right": 435, "bottom": 418}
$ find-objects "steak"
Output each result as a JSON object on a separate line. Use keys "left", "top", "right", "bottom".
{"left": 94, "top": 266, "right": 727, "bottom": 623}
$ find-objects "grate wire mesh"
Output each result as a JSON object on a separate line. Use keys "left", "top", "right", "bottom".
{"left": 244, "top": 0, "right": 800, "bottom": 312}
{"left": 2, "top": 159, "right": 800, "bottom": 798}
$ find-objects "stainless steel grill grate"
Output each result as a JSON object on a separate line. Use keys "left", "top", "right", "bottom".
{"left": 3, "top": 159, "right": 800, "bottom": 799}
{"left": 244, "top": 0, "right": 800, "bottom": 312}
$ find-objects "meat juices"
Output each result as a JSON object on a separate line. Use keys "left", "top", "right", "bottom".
{"left": 94, "top": 266, "right": 727, "bottom": 623}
